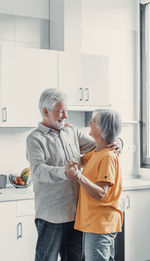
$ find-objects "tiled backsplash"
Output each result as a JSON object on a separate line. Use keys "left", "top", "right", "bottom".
{"left": 0, "top": 13, "right": 49, "bottom": 49}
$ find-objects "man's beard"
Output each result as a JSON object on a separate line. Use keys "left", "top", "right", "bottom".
{"left": 51, "top": 119, "right": 65, "bottom": 130}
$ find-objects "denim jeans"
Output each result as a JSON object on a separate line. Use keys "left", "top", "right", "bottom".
{"left": 35, "top": 218, "right": 82, "bottom": 261}
{"left": 83, "top": 232, "right": 117, "bottom": 261}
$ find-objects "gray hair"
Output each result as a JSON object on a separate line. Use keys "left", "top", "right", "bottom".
{"left": 93, "top": 109, "right": 122, "bottom": 144}
{"left": 39, "top": 88, "right": 67, "bottom": 117}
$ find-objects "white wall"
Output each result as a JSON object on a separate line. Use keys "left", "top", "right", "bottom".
{"left": 0, "top": 128, "right": 31, "bottom": 175}
{"left": 0, "top": 0, "right": 49, "bottom": 19}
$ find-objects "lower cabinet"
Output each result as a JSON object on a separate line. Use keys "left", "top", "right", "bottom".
{"left": 0, "top": 199, "right": 37, "bottom": 261}
{"left": 16, "top": 216, "right": 37, "bottom": 261}
{"left": 0, "top": 201, "right": 17, "bottom": 261}
{"left": 122, "top": 189, "right": 150, "bottom": 261}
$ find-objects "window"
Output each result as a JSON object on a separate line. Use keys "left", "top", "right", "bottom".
{"left": 140, "top": 3, "right": 150, "bottom": 167}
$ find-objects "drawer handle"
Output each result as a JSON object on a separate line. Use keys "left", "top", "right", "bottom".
{"left": 126, "top": 195, "right": 130, "bottom": 209}
{"left": 17, "top": 222, "right": 22, "bottom": 239}
{"left": 85, "top": 88, "right": 89, "bottom": 101}
{"left": 2, "top": 107, "right": 7, "bottom": 122}
{"left": 80, "top": 87, "right": 83, "bottom": 101}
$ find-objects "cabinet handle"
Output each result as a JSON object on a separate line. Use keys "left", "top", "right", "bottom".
{"left": 126, "top": 195, "right": 130, "bottom": 209}
{"left": 79, "top": 88, "right": 83, "bottom": 101}
{"left": 85, "top": 88, "right": 89, "bottom": 101}
{"left": 17, "top": 222, "right": 22, "bottom": 239}
{"left": 2, "top": 107, "right": 7, "bottom": 122}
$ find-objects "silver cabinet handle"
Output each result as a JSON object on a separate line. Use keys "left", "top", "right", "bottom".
{"left": 85, "top": 88, "right": 89, "bottom": 101}
{"left": 80, "top": 87, "right": 83, "bottom": 101}
{"left": 17, "top": 222, "right": 22, "bottom": 239}
{"left": 126, "top": 195, "right": 130, "bottom": 209}
{"left": 2, "top": 107, "right": 7, "bottom": 122}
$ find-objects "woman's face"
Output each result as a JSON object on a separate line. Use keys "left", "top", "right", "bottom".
{"left": 89, "top": 115, "right": 101, "bottom": 139}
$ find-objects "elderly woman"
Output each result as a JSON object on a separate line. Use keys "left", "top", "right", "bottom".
{"left": 66, "top": 109, "right": 123, "bottom": 261}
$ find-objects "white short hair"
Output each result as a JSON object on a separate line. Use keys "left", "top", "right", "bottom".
{"left": 94, "top": 109, "right": 122, "bottom": 143}
{"left": 39, "top": 88, "right": 67, "bottom": 117}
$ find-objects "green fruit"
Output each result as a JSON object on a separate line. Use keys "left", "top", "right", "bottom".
{"left": 20, "top": 167, "right": 31, "bottom": 184}
{"left": 20, "top": 167, "right": 31, "bottom": 177}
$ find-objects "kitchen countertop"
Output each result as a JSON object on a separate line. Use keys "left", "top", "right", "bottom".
{"left": 0, "top": 178, "right": 150, "bottom": 202}
{"left": 0, "top": 185, "right": 34, "bottom": 202}
{"left": 122, "top": 177, "right": 150, "bottom": 191}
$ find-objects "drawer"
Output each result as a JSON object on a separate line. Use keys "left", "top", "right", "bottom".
{"left": 0, "top": 201, "right": 16, "bottom": 218}
{"left": 16, "top": 199, "right": 35, "bottom": 216}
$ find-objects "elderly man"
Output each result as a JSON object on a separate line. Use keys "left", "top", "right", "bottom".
{"left": 26, "top": 88, "right": 122, "bottom": 261}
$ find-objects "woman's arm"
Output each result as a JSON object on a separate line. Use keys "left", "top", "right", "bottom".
{"left": 65, "top": 162, "right": 109, "bottom": 201}
{"left": 78, "top": 175, "right": 109, "bottom": 201}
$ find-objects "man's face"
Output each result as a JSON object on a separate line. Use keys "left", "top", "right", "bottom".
{"left": 47, "top": 101, "right": 68, "bottom": 131}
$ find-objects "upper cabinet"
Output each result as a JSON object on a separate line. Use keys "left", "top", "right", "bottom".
{"left": 82, "top": 53, "right": 109, "bottom": 107}
{"left": 58, "top": 52, "right": 110, "bottom": 110}
{"left": 0, "top": 46, "right": 57, "bottom": 127}
{"left": 0, "top": 47, "right": 109, "bottom": 127}
{"left": 58, "top": 52, "right": 82, "bottom": 106}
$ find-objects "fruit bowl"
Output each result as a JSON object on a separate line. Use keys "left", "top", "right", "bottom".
{"left": 9, "top": 174, "right": 32, "bottom": 188}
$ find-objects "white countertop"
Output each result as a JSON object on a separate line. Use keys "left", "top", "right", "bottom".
{"left": 0, "top": 178, "right": 150, "bottom": 202}
{"left": 122, "top": 177, "right": 150, "bottom": 191}
{"left": 0, "top": 185, "right": 34, "bottom": 202}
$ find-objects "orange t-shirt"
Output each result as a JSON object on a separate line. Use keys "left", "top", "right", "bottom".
{"left": 74, "top": 148, "right": 123, "bottom": 234}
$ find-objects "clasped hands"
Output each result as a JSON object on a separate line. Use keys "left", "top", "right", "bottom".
{"left": 65, "top": 161, "right": 81, "bottom": 181}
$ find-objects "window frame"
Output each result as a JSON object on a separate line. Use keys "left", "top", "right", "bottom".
{"left": 140, "top": 3, "right": 150, "bottom": 168}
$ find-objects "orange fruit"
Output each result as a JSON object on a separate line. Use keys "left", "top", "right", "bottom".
{"left": 13, "top": 179, "right": 19, "bottom": 185}
{"left": 18, "top": 180, "right": 25, "bottom": 186}
{"left": 17, "top": 176, "right": 22, "bottom": 181}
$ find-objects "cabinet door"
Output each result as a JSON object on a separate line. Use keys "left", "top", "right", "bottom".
{"left": 124, "top": 190, "right": 150, "bottom": 261}
{"left": 58, "top": 52, "right": 83, "bottom": 106}
{"left": 15, "top": 199, "right": 37, "bottom": 261}
{"left": 58, "top": 52, "right": 110, "bottom": 110}
{"left": 16, "top": 216, "right": 37, "bottom": 261}
{"left": 82, "top": 54, "right": 110, "bottom": 107}
{"left": 0, "top": 201, "right": 17, "bottom": 261}
{"left": 0, "top": 46, "right": 58, "bottom": 127}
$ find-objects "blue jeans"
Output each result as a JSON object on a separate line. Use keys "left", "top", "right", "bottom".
{"left": 83, "top": 232, "right": 117, "bottom": 261}
{"left": 35, "top": 218, "right": 82, "bottom": 261}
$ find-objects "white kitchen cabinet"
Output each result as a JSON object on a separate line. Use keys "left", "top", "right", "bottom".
{"left": 58, "top": 52, "right": 110, "bottom": 110}
{"left": 58, "top": 52, "right": 82, "bottom": 106}
{"left": 0, "top": 201, "right": 17, "bottom": 261}
{"left": 15, "top": 199, "right": 37, "bottom": 261}
{"left": 0, "top": 46, "right": 58, "bottom": 127}
{"left": 16, "top": 215, "right": 37, "bottom": 261}
{"left": 123, "top": 189, "right": 150, "bottom": 261}
{"left": 0, "top": 199, "right": 37, "bottom": 261}
{"left": 82, "top": 53, "right": 109, "bottom": 107}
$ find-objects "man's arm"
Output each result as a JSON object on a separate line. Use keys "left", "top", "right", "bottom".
{"left": 26, "top": 135, "right": 68, "bottom": 183}
{"left": 107, "top": 137, "right": 124, "bottom": 155}
{"left": 76, "top": 127, "right": 96, "bottom": 154}
{"left": 76, "top": 128, "right": 123, "bottom": 155}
